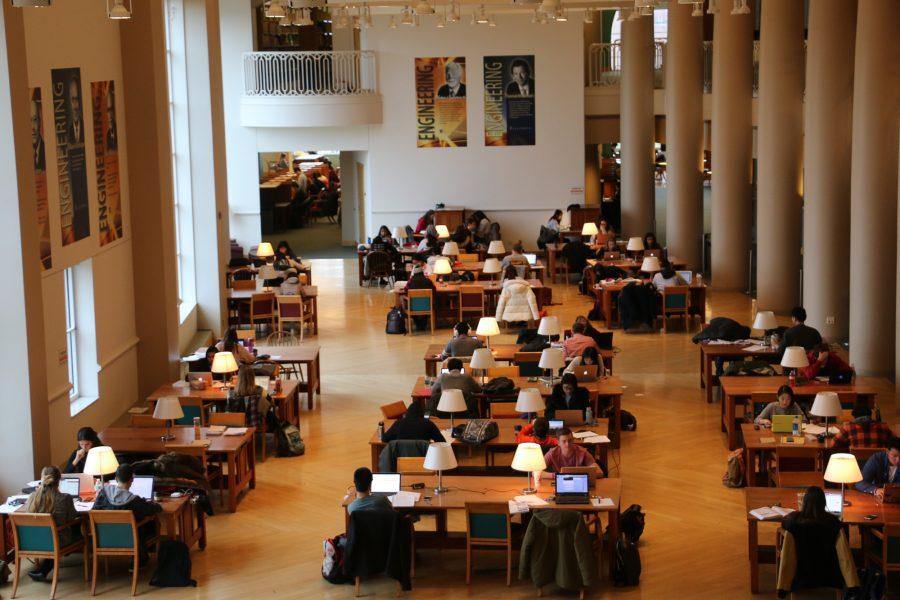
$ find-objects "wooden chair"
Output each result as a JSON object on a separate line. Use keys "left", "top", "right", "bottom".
{"left": 465, "top": 502, "right": 516, "bottom": 586}
{"left": 397, "top": 456, "right": 429, "bottom": 475}
{"left": 487, "top": 366, "right": 519, "bottom": 378}
{"left": 88, "top": 510, "right": 159, "bottom": 597}
{"left": 659, "top": 285, "right": 690, "bottom": 333}
{"left": 130, "top": 414, "right": 163, "bottom": 427}
{"left": 231, "top": 278, "right": 257, "bottom": 291}
{"left": 173, "top": 396, "right": 207, "bottom": 427}
{"left": 770, "top": 447, "right": 822, "bottom": 488}
{"left": 236, "top": 329, "right": 256, "bottom": 342}
{"left": 380, "top": 401, "right": 407, "bottom": 420}
{"left": 9, "top": 512, "right": 87, "bottom": 600}
{"left": 250, "top": 292, "right": 276, "bottom": 332}
{"left": 458, "top": 253, "right": 479, "bottom": 263}
{"left": 275, "top": 294, "right": 314, "bottom": 341}
{"left": 489, "top": 402, "right": 536, "bottom": 419}
{"left": 403, "top": 289, "right": 434, "bottom": 335}
{"left": 363, "top": 250, "right": 395, "bottom": 287}
{"left": 458, "top": 285, "right": 485, "bottom": 322}
{"left": 513, "top": 352, "right": 543, "bottom": 377}
{"left": 209, "top": 412, "right": 247, "bottom": 427}
{"left": 863, "top": 523, "right": 900, "bottom": 578}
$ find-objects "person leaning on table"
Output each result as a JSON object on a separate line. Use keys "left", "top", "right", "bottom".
{"left": 754, "top": 385, "right": 807, "bottom": 427}
{"left": 854, "top": 437, "right": 900, "bottom": 502}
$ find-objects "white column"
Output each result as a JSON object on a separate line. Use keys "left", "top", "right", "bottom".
{"left": 848, "top": 0, "right": 899, "bottom": 376}
{"left": 755, "top": 0, "right": 804, "bottom": 314}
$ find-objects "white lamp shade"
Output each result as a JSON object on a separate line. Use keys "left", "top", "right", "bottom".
{"left": 435, "top": 225, "right": 450, "bottom": 238}
{"left": 482, "top": 258, "right": 502, "bottom": 274}
{"left": 256, "top": 242, "right": 275, "bottom": 258}
{"left": 581, "top": 222, "right": 599, "bottom": 237}
{"left": 476, "top": 317, "right": 500, "bottom": 337}
{"left": 423, "top": 442, "right": 458, "bottom": 471}
{"left": 515, "top": 388, "right": 545, "bottom": 413}
{"left": 511, "top": 442, "right": 547, "bottom": 472}
{"left": 626, "top": 237, "right": 644, "bottom": 251}
{"left": 537, "top": 316, "right": 560, "bottom": 336}
{"left": 437, "top": 389, "right": 468, "bottom": 413}
{"left": 780, "top": 346, "right": 810, "bottom": 369}
{"left": 211, "top": 351, "right": 239, "bottom": 374}
{"left": 487, "top": 240, "right": 506, "bottom": 255}
{"left": 433, "top": 257, "right": 453, "bottom": 275}
{"left": 83, "top": 446, "right": 119, "bottom": 476}
{"left": 469, "top": 348, "right": 496, "bottom": 370}
{"left": 258, "top": 265, "right": 277, "bottom": 280}
{"left": 753, "top": 311, "right": 778, "bottom": 331}
{"left": 824, "top": 453, "right": 863, "bottom": 484}
{"left": 640, "top": 256, "right": 661, "bottom": 272}
{"left": 441, "top": 241, "right": 460, "bottom": 256}
{"left": 392, "top": 227, "right": 405, "bottom": 241}
{"left": 810, "top": 392, "right": 842, "bottom": 418}
{"left": 153, "top": 396, "right": 185, "bottom": 420}
{"left": 538, "top": 347, "right": 565, "bottom": 370}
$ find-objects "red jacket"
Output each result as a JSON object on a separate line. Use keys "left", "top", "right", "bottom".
{"left": 515, "top": 424, "right": 558, "bottom": 446}
{"left": 801, "top": 351, "right": 851, "bottom": 380}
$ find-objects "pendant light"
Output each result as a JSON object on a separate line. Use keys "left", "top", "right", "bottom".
{"left": 691, "top": 2, "right": 703, "bottom": 16}
{"left": 401, "top": 6, "right": 415, "bottom": 25}
{"left": 448, "top": 0, "right": 459, "bottom": 22}
{"left": 414, "top": 0, "right": 433, "bottom": 16}
{"left": 107, "top": 0, "right": 131, "bottom": 19}
{"left": 707, "top": 0, "right": 720, "bottom": 14}
{"left": 583, "top": 8, "right": 593, "bottom": 23}
{"left": 389, "top": 14, "right": 397, "bottom": 27}
{"left": 265, "top": 0, "right": 286, "bottom": 19}
{"left": 731, "top": 0, "right": 750, "bottom": 15}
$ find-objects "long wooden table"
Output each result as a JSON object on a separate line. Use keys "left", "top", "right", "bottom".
{"left": 225, "top": 263, "right": 312, "bottom": 288}
{"left": 720, "top": 377, "right": 881, "bottom": 450}
{"left": 741, "top": 422, "right": 845, "bottom": 487}
{"left": 99, "top": 426, "right": 256, "bottom": 513}
{"left": 698, "top": 342, "right": 779, "bottom": 403}
{"left": 341, "top": 475, "right": 622, "bottom": 578}
{"left": 744, "top": 487, "right": 900, "bottom": 593}
{"left": 412, "top": 375, "right": 625, "bottom": 448}
{"left": 422, "top": 343, "right": 614, "bottom": 377}
{"left": 394, "top": 279, "right": 552, "bottom": 325}
{"left": 225, "top": 283, "right": 318, "bottom": 334}
{"left": 590, "top": 280, "right": 706, "bottom": 328}
{"left": 255, "top": 344, "right": 322, "bottom": 410}
{"left": 369, "top": 418, "right": 610, "bottom": 472}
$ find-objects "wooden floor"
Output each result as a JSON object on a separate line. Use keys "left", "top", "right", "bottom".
{"left": 13, "top": 258, "right": 895, "bottom": 599}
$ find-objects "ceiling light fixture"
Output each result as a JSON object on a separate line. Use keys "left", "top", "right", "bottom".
{"left": 401, "top": 6, "right": 415, "bottom": 25}
{"left": 436, "top": 5, "right": 446, "bottom": 27}
{"left": 707, "top": 0, "right": 720, "bottom": 14}
{"left": 447, "top": 0, "right": 459, "bottom": 22}
{"left": 691, "top": 2, "right": 703, "bottom": 16}
{"left": 389, "top": 14, "right": 397, "bottom": 27}
{"left": 414, "top": 0, "right": 433, "bottom": 16}
{"left": 475, "top": 5, "right": 489, "bottom": 24}
{"left": 362, "top": 5, "right": 372, "bottom": 27}
{"left": 107, "top": 0, "right": 131, "bottom": 19}
{"left": 488, "top": 15, "right": 496, "bottom": 26}
{"left": 583, "top": 8, "right": 593, "bottom": 23}
{"left": 640, "top": 5, "right": 653, "bottom": 16}
{"left": 265, "top": 0, "right": 286, "bottom": 19}
{"left": 731, "top": 0, "right": 750, "bottom": 15}
{"left": 554, "top": 7, "right": 567, "bottom": 22}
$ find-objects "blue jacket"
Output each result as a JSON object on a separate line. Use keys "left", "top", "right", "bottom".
{"left": 855, "top": 451, "right": 900, "bottom": 494}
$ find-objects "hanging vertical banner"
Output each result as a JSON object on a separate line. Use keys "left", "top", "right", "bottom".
{"left": 51, "top": 67, "right": 90, "bottom": 246}
{"left": 483, "top": 55, "right": 536, "bottom": 146}
{"left": 91, "top": 80, "right": 123, "bottom": 245}
{"left": 30, "top": 88, "right": 52, "bottom": 270}
{"left": 415, "top": 57, "right": 467, "bottom": 148}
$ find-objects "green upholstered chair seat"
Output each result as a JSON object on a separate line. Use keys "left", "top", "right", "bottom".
{"left": 95, "top": 522, "right": 135, "bottom": 549}
{"left": 410, "top": 297, "right": 431, "bottom": 312}
{"left": 16, "top": 525, "right": 54, "bottom": 552}
{"left": 664, "top": 294, "right": 687, "bottom": 309}
{"left": 176, "top": 404, "right": 202, "bottom": 426}
{"left": 470, "top": 513, "right": 508, "bottom": 540}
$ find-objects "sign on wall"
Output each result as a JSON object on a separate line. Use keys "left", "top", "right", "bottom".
{"left": 415, "top": 57, "right": 467, "bottom": 148}
{"left": 91, "top": 80, "right": 123, "bottom": 245}
{"left": 29, "top": 88, "right": 52, "bottom": 270}
{"left": 483, "top": 55, "right": 536, "bottom": 147}
{"left": 51, "top": 67, "right": 91, "bottom": 246}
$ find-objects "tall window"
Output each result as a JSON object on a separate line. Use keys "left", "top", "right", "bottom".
{"left": 64, "top": 267, "right": 78, "bottom": 399}
{"left": 165, "top": 0, "right": 196, "bottom": 322}
{"left": 64, "top": 259, "right": 98, "bottom": 415}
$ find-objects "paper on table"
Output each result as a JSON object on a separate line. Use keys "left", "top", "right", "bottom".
{"left": 509, "top": 500, "right": 530, "bottom": 514}
{"left": 269, "top": 355, "right": 281, "bottom": 360}
{"left": 514, "top": 495, "right": 548, "bottom": 506}
{"left": 224, "top": 427, "right": 248, "bottom": 435}
{"left": 749, "top": 507, "right": 780, "bottom": 520}
{"left": 74, "top": 501, "right": 95, "bottom": 513}
{"left": 802, "top": 424, "right": 840, "bottom": 436}
{"left": 759, "top": 437, "right": 776, "bottom": 444}
{"left": 0, "top": 504, "right": 18, "bottom": 514}
{"left": 742, "top": 344, "right": 769, "bottom": 352}
{"left": 771, "top": 506, "right": 795, "bottom": 517}
{"left": 572, "top": 431, "right": 598, "bottom": 439}
{"left": 592, "top": 497, "right": 615, "bottom": 508}
{"left": 582, "top": 435, "right": 611, "bottom": 444}
{"left": 128, "top": 406, "right": 149, "bottom": 414}
{"left": 389, "top": 491, "right": 421, "bottom": 508}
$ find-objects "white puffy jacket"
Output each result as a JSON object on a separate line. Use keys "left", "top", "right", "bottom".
{"left": 495, "top": 278, "right": 540, "bottom": 323}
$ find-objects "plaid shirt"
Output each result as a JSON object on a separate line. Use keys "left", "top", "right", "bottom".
{"left": 833, "top": 418, "right": 893, "bottom": 449}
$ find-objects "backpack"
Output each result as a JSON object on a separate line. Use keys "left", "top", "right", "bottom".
{"left": 275, "top": 420, "right": 305, "bottom": 456}
{"left": 386, "top": 307, "right": 407, "bottom": 334}
{"left": 481, "top": 377, "right": 517, "bottom": 395}
{"left": 149, "top": 540, "right": 197, "bottom": 587}
{"left": 620, "top": 409, "right": 637, "bottom": 432}
{"left": 722, "top": 448, "right": 745, "bottom": 488}
{"left": 612, "top": 536, "right": 641, "bottom": 586}
{"left": 619, "top": 504, "right": 645, "bottom": 542}
{"left": 536, "top": 225, "right": 559, "bottom": 250}
{"left": 843, "top": 567, "right": 885, "bottom": 600}
{"left": 459, "top": 419, "right": 499, "bottom": 444}
{"left": 322, "top": 534, "right": 351, "bottom": 584}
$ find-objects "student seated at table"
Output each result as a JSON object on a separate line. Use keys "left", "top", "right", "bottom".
{"left": 429, "top": 358, "right": 482, "bottom": 416}
{"left": 501, "top": 242, "right": 530, "bottom": 276}
{"left": 406, "top": 265, "right": 436, "bottom": 292}
{"left": 800, "top": 343, "right": 851, "bottom": 380}
{"left": 189, "top": 345, "right": 218, "bottom": 374}
{"left": 540, "top": 428, "right": 601, "bottom": 479}
{"left": 496, "top": 267, "right": 540, "bottom": 324}
{"left": 754, "top": 385, "right": 807, "bottom": 427}
{"left": 382, "top": 403, "right": 445, "bottom": 443}
{"left": 94, "top": 464, "right": 162, "bottom": 565}
{"left": 414, "top": 210, "right": 435, "bottom": 234}
{"left": 651, "top": 260, "right": 686, "bottom": 292}
{"left": 781, "top": 306, "right": 823, "bottom": 355}
{"left": 24, "top": 466, "right": 79, "bottom": 582}
{"left": 216, "top": 327, "right": 255, "bottom": 364}
{"left": 854, "top": 438, "right": 900, "bottom": 501}
{"left": 440, "top": 321, "right": 483, "bottom": 359}
{"left": 370, "top": 226, "right": 402, "bottom": 266}
{"left": 516, "top": 417, "right": 558, "bottom": 447}
{"left": 274, "top": 240, "right": 304, "bottom": 273}
{"left": 416, "top": 232, "right": 439, "bottom": 254}
{"left": 226, "top": 364, "right": 270, "bottom": 428}
{"left": 562, "top": 320, "right": 600, "bottom": 360}
{"left": 643, "top": 232, "right": 661, "bottom": 250}
{"left": 563, "top": 347, "right": 606, "bottom": 377}
{"left": 347, "top": 467, "right": 394, "bottom": 515}
{"left": 832, "top": 403, "right": 893, "bottom": 449}
{"left": 546, "top": 209, "right": 563, "bottom": 232}
{"left": 546, "top": 374, "right": 590, "bottom": 420}
{"left": 599, "top": 238, "right": 619, "bottom": 257}
{"left": 63, "top": 426, "right": 104, "bottom": 474}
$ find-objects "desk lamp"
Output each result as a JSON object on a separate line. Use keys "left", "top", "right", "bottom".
{"left": 469, "top": 348, "right": 496, "bottom": 386}
{"left": 810, "top": 391, "right": 842, "bottom": 438}
{"left": 392, "top": 226, "right": 406, "bottom": 245}
{"left": 640, "top": 256, "right": 661, "bottom": 274}
{"left": 626, "top": 237, "right": 644, "bottom": 259}
{"left": 482, "top": 258, "right": 502, "bottom": 282}
{"left": 441, "top": 241, "right": 460, "bottom": 259}
{"left": 437, "top": 389, "right": 468, "bottom": 430}
{"left": 433, "top": 257, "right": 453, "bottom": 283}
{"left": 537, "top": 315, "right": 560, "bottom": 345}
{"left": 84, "top": 446, "right": 118, "bottom": 488}
{"left": 515, "top": 388, "right": 545, "bottom": 420}
{"left": 752, "top": 311, "right": 778, "bottom": 346}
{"left": 487, "top": 240, "right": 505, "bottom": 256}
{"left": 539, "top": 347, "right": 565, "bottom": 387}
{"left": 581, "top": 222, "right": 598, "bottom": 243}
{"left": 153, "top": 396, "right": 185, "bottom": 441}
{"left": 780, "top": 346, "right": 809, "bottom": 386}
{"left": 435, "top": 225, "right": 450, "bottom": 239}
{"left": 511, "top": 442, "right": 546, "bottom": 494}
{"left": 211, "top": 351, "right": 239, "bottom": 390}
{"left": 476, "top": 317, "right": 500, "bottom": 351}
{"left": 824, "top": 453, "right": 863, "bottom": 511}
{"left": 424, "top": 442, "right": 457, "bottom": 494}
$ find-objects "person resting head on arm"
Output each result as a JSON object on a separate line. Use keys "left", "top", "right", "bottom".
{"left": 516, "top": 416, "right": 558, "bottom": 446}
{"left": 63, "top": 426, "right": 103, "bottom": 474}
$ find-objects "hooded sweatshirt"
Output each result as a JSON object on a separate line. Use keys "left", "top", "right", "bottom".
{"left": 93, "top": 484, "right": 162, "bottom": 522}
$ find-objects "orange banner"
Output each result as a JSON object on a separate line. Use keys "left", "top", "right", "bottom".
{"left": 91, "top": 80, "right": 123, "bottom": 246}
{"left": 415, "top": 57, "right": 467, "bottom": 148}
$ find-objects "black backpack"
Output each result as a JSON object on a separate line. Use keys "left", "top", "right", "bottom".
{"left": 612, "top": 536, "right": 641, "bottom": 587}
{"left": 620, "top": 409, "right": 637, "bottom": 432}
{"left": 275, "top": 420, "right": 305, "bottom": 456}
{"left": 481, "top": 377, "right": 517, "bottom": 395}
{"left": 458, "top": 419, "right": 499, "bottom": 444}
{"left": 149, "top": 540, "right": 196, "bottom": 588}
{"left": 619, "top": 504, "right": 645, "bottom": 542}
{"left": 842, "top": 567, "right": 885, "bottom": 600}
{"left": 386, "top": 307, "right": 407, "bottom": 334}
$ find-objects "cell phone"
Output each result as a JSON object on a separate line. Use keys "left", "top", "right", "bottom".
{"left": 424, "top": 496, "right": 432, "bottom": 502}
{"left": 411, "top": 482, "right": 425, "bottom": 490}
{"left": 865, "top": 514, "right": 877, "bottom": 520}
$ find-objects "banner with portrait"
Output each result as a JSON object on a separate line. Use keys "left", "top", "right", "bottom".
{"left": 52, "top": 67, "right": 91, "bottom": 246}
{"left": 483, "top": 55, "right": 536, "bottom": 146}
{"left": 30, "top": 88, "right": 52, "bottom": 270}
{"left": 91, "top": 80, "right": 123, "bottom": 245}
{"left": 415, "top": 57, "right": 467, "bottom": 148}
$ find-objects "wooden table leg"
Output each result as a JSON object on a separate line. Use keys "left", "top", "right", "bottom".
{"left": 612, "top": 394, "right": 621, "bottom": 449}
{"left": 700, "top": 349, "right": 706, "bottom": 389}
{"left": 725, "top": 393, "right": 737, "bottom": 449}
{"left": 227, "top": 454, "right": 238, "bottom": 513}
{"left": 248, "top": 438, "right": 257, "bottom": 490}
{"left": 548, "top": 249, "right": 557, "bottom": 284}
{"left": 745, "top": 446, "right": 757, "bottom": 487}
{"left": 748, "top": 519, "right": 760, "bottom": 593}
{"left": 371, "top": 443, "right": 382, "bottom": 471}
{"left": 603, "top": 291, "right": 613, "bottom": 326}
{"left": 197, "top": 507, "right": 207, "bottom": 550}
{"left": 606, "top": 508, "right": 620, "bottom": 580}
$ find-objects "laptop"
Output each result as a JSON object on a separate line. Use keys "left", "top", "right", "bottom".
{"left": 62, "top": 473, "right": 95, "bottom": 495}
{"left": 883, "top": 484, "right": 900, "bottom": 504}
{"left": 370, "top": 473, "right": 401, "bottom": 497}
{"left": 771, "top": 414, "right": 801, "bottom": 434}
{"left": 603, "top": 252, "right": 621, "bottom": 260}
{"left": 548, "top": 420, "right": 565, "bottom": 434}
{"left": 130, "top": 476, "right": 155, "bottom": 501}
{"left": 829, "top": 371, "right": 852, "bottom": 384}
{"left": 644, "top": 249, "right": 662, "bottom": 258}
{"left": 187, "top": 372, "right": 213, "bottom": 386}
{"left": 59, "top": 477, "right": 81, "bottom": 498}
{"left": 572, "top": 364, "right": 598, "bottom": 382}
{"left": 825, "top": 490, "right": 844, "bottom": 513}
{"left": 554, "top": 473, "right": 590, "bottom": 505}
{"left": 561, "top": 466, "right": 601, "bottom": 487}
{"left": 555, "top": 410, "right": 585, "bottom": 427}
{"left": 676, "top": 270, "right": 693, "bottom": 285}
{"left": 524, "top": 253, "right": 537, "bottom": 266}
{"left": 441, "top": 367, "right": 467, "bottom": 375}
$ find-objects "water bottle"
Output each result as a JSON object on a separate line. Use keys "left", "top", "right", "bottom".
{"left": 377, "top": 421, "right": 384, "bottom": 441}
{"left": 585, "top": 406, "right": 594, "bottom": 426}
{"left": 792, "top": 417, "right": 800, "bottom": 437}
{"left": 193, "top": 417, "right": 201, "bottom": 440}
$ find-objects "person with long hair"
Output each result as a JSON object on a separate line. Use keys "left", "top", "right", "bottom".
{"left": 643, "top": 232, "right": 661, "bottom": 250}
{"left": 415, "top": 210, "right": 435, "bottom": 234}
{"left": 216, "top": 327, "right": 255, "bottom": 364}
{"left": 63, "top": 426, "right": 103, "bottom": 474}
{"left": 24, "top": 466, "right": 79, "bottom": 581}
{"left": 547, "top": 209, "right": 563, "bottom": 232}
{"left": 226, "top": 364, "right": 269, "bottom": 428}
{"left": 563, "top": 346, "right": 605, "bottom": 377}
{"left": 546, "top": 373, "right": 590, "bottom": 420}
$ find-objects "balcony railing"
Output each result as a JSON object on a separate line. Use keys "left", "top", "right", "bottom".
{"left": 243, "top": 51, "right": 377, "bottom": 96}
{"left": 588, "top": 41, "right": 666, "bottom": 88}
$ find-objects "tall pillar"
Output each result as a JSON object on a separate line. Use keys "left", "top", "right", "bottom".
{"left": 755, "top": 0, "right": 804, "bottom": 313}
{"left": 803, "top": 0, "right": 856, "bottom": 341}
{"left": 848, "top": 0, "right": 899, "bottom": 377}
{"left": 584, "top": 144, "right": 601, "bottom": 207}
{"left": 710, "top": 6, "right": 753, "bottom": 290}
{"left": 620, "top": 12, "right": 655, "bottom": 236}
{"left": 664, "top": 0, "right": 703, "bottom": 271}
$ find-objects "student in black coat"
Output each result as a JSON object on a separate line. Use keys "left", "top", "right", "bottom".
{"left": 382, "top": 403, "right": 445, "bottom": 443}
{"left": 63, "top": 427, "right": 103, "bottom": 474}
{"left": 546, "top": 373, "right": 590, "bottom": 420}
{"left": 781, "top": 306, "right": 823, "bottom": 355}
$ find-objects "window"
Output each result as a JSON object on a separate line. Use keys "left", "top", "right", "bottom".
{"left": 164, "top": 0, "right": 196, "bottom": 323}
{"left": 64, "top": 260, "right": 98, "bottom": 415}
{"left": 64, "top": 267, "right": 78, "bottom": 399}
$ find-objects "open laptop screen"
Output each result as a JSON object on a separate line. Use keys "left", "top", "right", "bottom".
{"left": 371, "top": 473, "right": 401, "bottom": 495}
{"left": 524, "top": 253, "right": 537, "bottom": 266}
{"left": 556, "top": 473, "right": 589, "bottom": 494}
{"left": 130, "top": 476, "right": 155, "bottom": 501}
{"left": 548, "top": 420, "right": 564, "bottom": 430}
{"left": 59, "top": 478, "right": 81, "bottom": 497}
{"left": 825, "top": 491, "right": 842, "bottom": 514}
